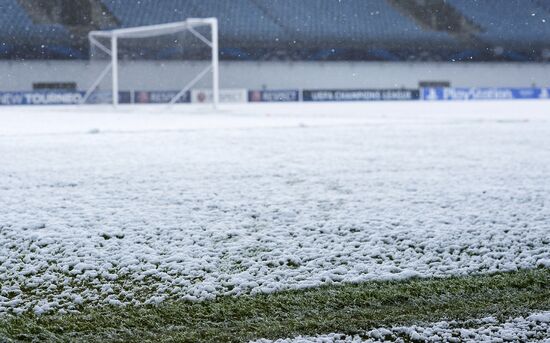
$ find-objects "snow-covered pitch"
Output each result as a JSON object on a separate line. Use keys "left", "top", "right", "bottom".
{"left": 1, "top": 101, "right": 549, "bottom": 315}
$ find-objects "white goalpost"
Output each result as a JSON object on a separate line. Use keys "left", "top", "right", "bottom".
{"left": 82, "top": 18, "right": 219, "bottom": 107}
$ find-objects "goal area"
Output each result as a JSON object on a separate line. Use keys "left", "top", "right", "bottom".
{"left": 82, "top": 18, "right": 219, "bottom": 107}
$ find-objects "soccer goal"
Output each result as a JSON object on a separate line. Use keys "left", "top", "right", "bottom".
{"left": 82, "top": 18, "right": 219, "bottom": 107}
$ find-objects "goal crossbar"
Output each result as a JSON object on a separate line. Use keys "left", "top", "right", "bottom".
{"left": 90, "top": 19, "right": 212, "bottom": 39}
{"left": 82, "top": 18, "right": 219, "bottom": 107}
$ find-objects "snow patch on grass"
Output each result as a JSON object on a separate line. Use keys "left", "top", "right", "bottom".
{"left": 1, "top": 102, "right": 549, "bottom": 315}
{"left": 252, "top": 311, "right": 550, "bottom": 342}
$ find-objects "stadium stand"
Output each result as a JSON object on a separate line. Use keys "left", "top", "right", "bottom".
{"left": 0, "top": 0, "right": 77, "bottom": 59}
{"left": 447, "top": 0, "right": 550, "bottom": 47}
{"left": 1, "top": 0, "right": 549, "bottom": 61}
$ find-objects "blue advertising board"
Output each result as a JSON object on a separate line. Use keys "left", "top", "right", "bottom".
{"left": 134, "top": 90, "right": 190, "bottom": 104}
{"left": 303, "top": 89, "right": 419, "bottom": 102}
{"left": 0, "top": 91, "right": 84, "bottom": 105}
{"left": 84, "top": 91, "right": 131, "bottom": 104}
{"left": 248, "top": 90, "right": 300, "bottom": 102}
{"left": 0, "top": 90, "right": 191, "bottom": 105}
{"left": 83, "top": 90, "right": 188, "bottom": 104}
{"left": 84, "top": 91, "right": 112, "bottom": 104}
{"left": 421, "top": 87, "right": 550, "bottom": 101}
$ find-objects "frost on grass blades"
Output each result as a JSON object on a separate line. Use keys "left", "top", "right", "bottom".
{"left": 0, "top": 103, "right": 549, "bottom": 318}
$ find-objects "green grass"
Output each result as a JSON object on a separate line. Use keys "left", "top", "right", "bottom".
{"left": 1, "top": 268, "right": 549, "bottom": 342}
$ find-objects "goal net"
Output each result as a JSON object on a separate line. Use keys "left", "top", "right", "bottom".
{"left": 82, "top": 18, "right": 219, "bottom": 107}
